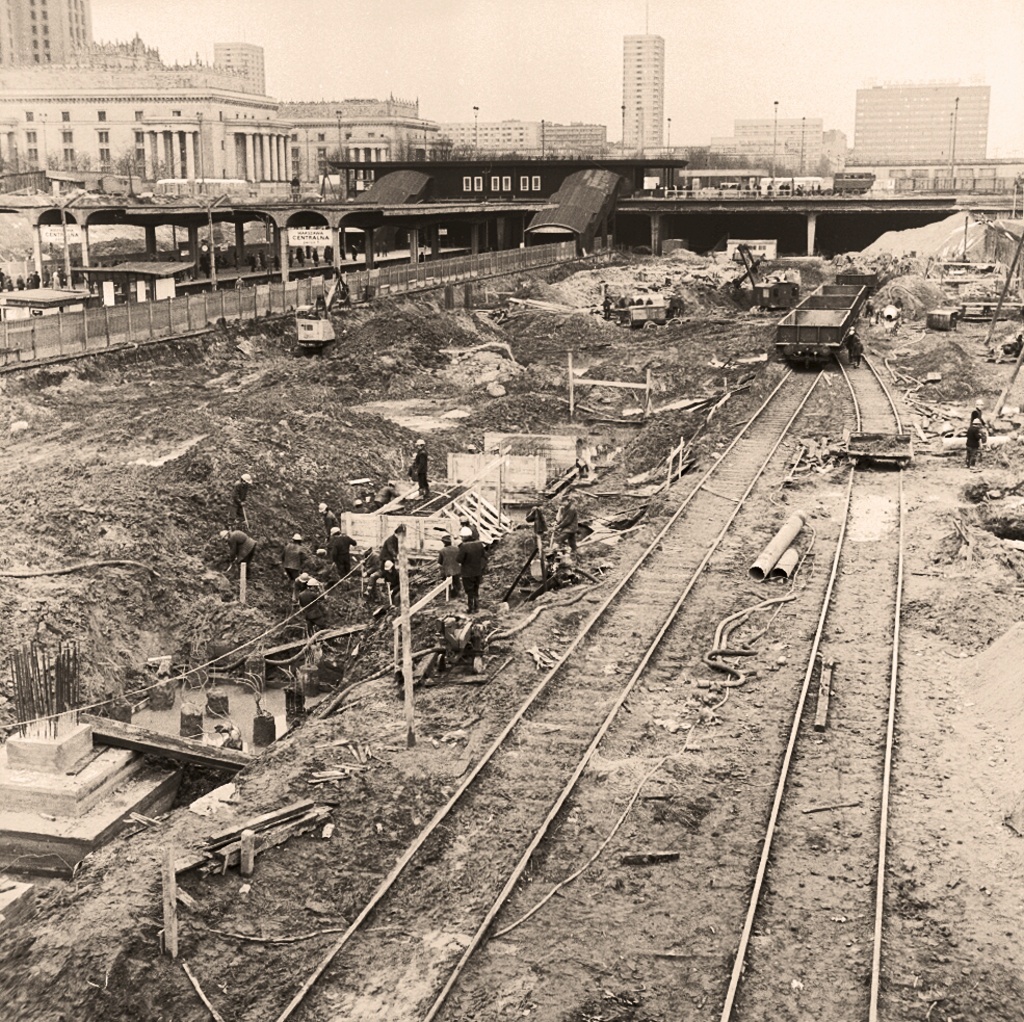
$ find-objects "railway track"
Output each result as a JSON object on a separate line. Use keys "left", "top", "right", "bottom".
{"left": 270, "top": 370, "right": 822, "bottom": 1022}
{"left": 719, "top": 354, "right": 906, "bottom": 1022}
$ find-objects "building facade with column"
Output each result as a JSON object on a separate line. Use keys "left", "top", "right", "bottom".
{"left": 280, "top": 97, "right": 439, "bottom": 184}
{"left": 0, "top": 62, "right": 292, "bottom": 183}
{"left": 622, "top": 34, "right": 664, "bottom": 153}
{"left": 0, "top": 0, "right": 94, "bottom": 66}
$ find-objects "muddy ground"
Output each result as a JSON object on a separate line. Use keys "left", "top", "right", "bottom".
{"left": 1, "top": 254, "right": 1022, "bottom": 1021}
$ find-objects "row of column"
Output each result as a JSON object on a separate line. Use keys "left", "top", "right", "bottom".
{"left": 238, "top": 132, "right": 290, "bottom": 183}
{"left": 143, "top": 130, "right": 201, "bottom": 182}
{"left": 346, "top": 147, "right": 389, "bottom": 162}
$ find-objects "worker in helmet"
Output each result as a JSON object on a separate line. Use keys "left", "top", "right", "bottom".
{"left": 456, "top": 526, "right": 488, "bottom": 614}
{"left": 408, "top": 439, "right": 429, "bottom": 498}
{"left": 282, "top": 533, "right": 306, "bottom": 581}
{"left": 219, "top": 528, "right": 257, "bottom": 576}
{"left": 298, "top": 577, "right": 328, "bottom": 635}
{"left": 318, "top": 501, "right": 340, "bottom": 540}
{"left": 231, "top": 473, "right": 253, "bottom": 522}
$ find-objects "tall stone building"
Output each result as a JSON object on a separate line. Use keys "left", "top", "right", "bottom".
{"left": 622, "top": 34, "right": 664, "bottom": 153}
{"left": 0, "top": 0, "right": 93, "bottom": 66}
{"left": 213, "top": 42, "right": 265, "bottom": 96}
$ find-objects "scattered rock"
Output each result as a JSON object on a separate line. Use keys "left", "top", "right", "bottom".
{"left": 9, "top": 420, "right": 29, "bottom": 433}
{"left": 485, "top": 381, "right": 507, "bottom": 398}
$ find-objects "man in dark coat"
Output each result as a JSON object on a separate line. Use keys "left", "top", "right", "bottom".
{"left": 409, "top": 439, "right": 429, "bottom": 498}
{"left": 220, "top": 529, "right": 257, "bottom": 574}
{"left": 554, "top": 493, "right": 580, "bottom": 553}
{"left": 325, "top": 526, "right": 357, "bottom": 578}
{"left": 438, "top": 534, "right": 462, "bottom": 595}
{"left": 282, "top": 533, "right": 306, "bottom": 581}
{"left": 318, "top": 502, "right": 340, "bottom": 540}
{"left": 380, "top": 529, "right": 400, "bottom": 567}
{"left": 965, "top": 420, "right": 986, "bottom": 469}
{"left": 298, "top": 578, "right": 328, "bottom": 635}
{"left": 456, "top": 527, "right": 487, "bottom": 613}
{"left": 232, "top": 473, "right": 253, "bottom": 521}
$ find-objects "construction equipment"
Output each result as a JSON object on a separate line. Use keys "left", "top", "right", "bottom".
{"left": 294, "top": 277, "right": 342, "bottom": 354}
{"left": 732, "top": 243, "right": 799, "bottom": 310}
{"left": 411, "top": 614, "right": 488, "bottom": 689}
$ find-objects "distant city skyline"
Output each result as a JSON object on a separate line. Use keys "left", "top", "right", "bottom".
{"left": 88, "top": 0, "right": 1024, "bottom": 156}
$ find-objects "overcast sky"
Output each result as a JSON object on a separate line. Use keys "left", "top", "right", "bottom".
{"left": 92, "top": 0, "right": 1024, "bottom": 155}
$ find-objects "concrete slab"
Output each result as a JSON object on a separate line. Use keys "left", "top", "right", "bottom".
{"left": 0, "top": 745, "right": 139, "bottom": 817}
{"left": 0, "top": 762, "right": 181, "bottom": 877}
{"left": 6, "top": 723, "right": 93, "bottom": 774}
{"left": 0, "top": 877, "right": 36, "bottom": 929}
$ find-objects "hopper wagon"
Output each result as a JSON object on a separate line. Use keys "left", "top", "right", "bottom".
{"left": 776, "top": 285, "right": 868, "bottom": 365}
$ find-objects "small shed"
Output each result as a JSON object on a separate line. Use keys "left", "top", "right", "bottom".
{"left": 78, "top": 262, "right": 193, "bottom": 305}
{"left": 0, "top": 288, "right": 90, "bottom": 321}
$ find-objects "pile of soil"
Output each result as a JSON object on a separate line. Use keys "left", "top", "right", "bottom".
{"left": 873, "top": 274, "right": 949, "bottom": 319}
{"left": 896, "top": 339, "right": 986, "bottom": 400}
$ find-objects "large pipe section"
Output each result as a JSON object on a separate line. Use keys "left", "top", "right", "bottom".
{"left": 768, "top": 545, "right": 801, "bottom": 580}
{"left": 749, "top": 511, "right": 806, "bottom": 580}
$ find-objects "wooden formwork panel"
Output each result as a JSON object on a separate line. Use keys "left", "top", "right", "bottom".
{"left": 448, "top": 453, "right": 547, "bottom": 495}
{"left": 483, "top": 433, "right": 581, "bottom": 476}
{"left": 341, "top": 512, "right": 460, "bottom": 554}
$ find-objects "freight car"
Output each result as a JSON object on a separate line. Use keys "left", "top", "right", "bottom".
{"left": 775, "top": 284, "right": 868, "bottom": 365}
{"left": 831, "top": 172, "right": 876, "bottom": 195}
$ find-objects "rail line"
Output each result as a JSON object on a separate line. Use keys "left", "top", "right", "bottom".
{"left": 269, "top": 369, "right": 822, "bottom": 1022}
{"left": 718, "top": 353, "right": 906, "bottom": 1022}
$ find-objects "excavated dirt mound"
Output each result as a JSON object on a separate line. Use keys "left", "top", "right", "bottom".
{"left": 896, "top": 339, "right": 986, "bottom": 400}
{"left": 873, "top": 274, "right": 948, "bottom": 319}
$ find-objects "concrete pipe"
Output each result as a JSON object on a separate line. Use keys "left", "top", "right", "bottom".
{"left": 768, "top": 545, "right": 801, "bottom": 580}
{"left": 749, "top": 511, "right": 807, "bottom": 581}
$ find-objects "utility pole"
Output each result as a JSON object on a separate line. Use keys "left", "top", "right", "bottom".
{"left": 473, "top": 106, "right": 479, "bottom": 151}
{"left": 949, "top": 96, "right": 960, "bottom": 186}
{"left": 771, "top": 101, "right": 779, "bottom": 183}
{"left": 395, "top": 525, "right": 416, "bottom": 747}
{"left": 197, "top": 112, "right": 205, "bottom": 195}
{"left": 621, "top": 104, "right": 626, "bottom": 155}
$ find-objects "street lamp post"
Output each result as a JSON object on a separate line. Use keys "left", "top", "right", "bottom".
{"left": 771, "top": 101, "right": 779, "bottom": 184}
{"left": 197, "top": 112, "right": 205, "bottom": 194}
{"left": 800, "top": 115, "right": 805, "bottom": 175}
{"left": 199, "top": 194, "right": 229, "bottom": 292}
{"left": 667, "top": 117, "right": 671, "bottom": 152}
{"left": 621, "top": 104, "right": 626, "bottom": 155}
{"left": 473, "top": 106, "right": 479, "bottom": 150}
{"left": 541, "top": 119, "right": 545, "bottom": 157}
{"left": 949, "top": 96, "right": 960, "bottom": 186}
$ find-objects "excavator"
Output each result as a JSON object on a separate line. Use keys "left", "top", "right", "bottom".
{"left": 294, "top": 276, "right": 350, "bottom": 354}
{"left": 730, "top": 243, "right": 800, "bottom": 311}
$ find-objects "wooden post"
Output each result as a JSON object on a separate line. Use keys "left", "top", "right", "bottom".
{"left": 568, "top": 350, "right": 575, "bottom": 420}
{"left": 814, "top": 658, "right": 834, "bottom": 732}
{"left": 239, "top": 562, "right": 247, "bottom": 605}
{"left": 161, "top": 845, "right": 178, "bottom": 958}
{"left": 986, "top": 225, "right": 1024, "bottom": 358}
{"left": 126, "top": 300, "right": 133, "bottom": 341}
{"left": 82, "top": 307, "right": 88, "bottom": 351}
{"left": 995, "top": 338, "right": 1024, "bottom": 417}
{"left": 645, "top": 368, "right": 653, "bottom": 416}
{"left": 103, "top": 306, "right": 111, "bottom": 348}
{"left": 148, "top": 299, "right": 154, "bottom": 338}
{"left": 396, "top": 526, "right": 416, "bottom": 748}
{"left": 57, "top": 310, "right": 64, "bottom": 354}
{"left": 240, "top": 829, "right": 256, "bottom": 876}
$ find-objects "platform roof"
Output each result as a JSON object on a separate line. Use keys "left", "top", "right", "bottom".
{"left": 0, "top": 288, "right": 89, "bottom": 307}
{"left": 77, "top": 262, "right": 192, "bottom": 278}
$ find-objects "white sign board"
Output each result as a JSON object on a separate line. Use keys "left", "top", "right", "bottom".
{"left": 643, "top": 176, "right": 661, "bottom": 190}
{"left": 288, "top": 227, "right": 332, "bottom": 246}
{"left": 39, "top": 224, "right": 83, "bottom": 245}
{"left": 726, "top": 239, "right": 778, "bottom": 262}
{"left": 154, "top": 276, "right": 176, "bottom": 301}
{"left": 102, "top": 280, "right": 116, "bottom": 307}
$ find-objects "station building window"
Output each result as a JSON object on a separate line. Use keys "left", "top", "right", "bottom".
{"left": 473, "top": 176, "right": 483, "bottom": 191}
{"left": 491, "top": 175, "right": 500, "bottom": 190}
{"left": 532, "top": 175, "right": 541, "bottom": 190}
{"left": 463, "top": 176, "right": 472, "bottom": 191}
{"left": 519, "top": 176, "right": 529, "bottom": 190}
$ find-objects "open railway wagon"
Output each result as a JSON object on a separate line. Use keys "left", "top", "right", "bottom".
{"left": 844, "top": 429, "right": 914, "bottom": 467}
{"left": 775, "top": 284, "right": 869, "bottom": 365}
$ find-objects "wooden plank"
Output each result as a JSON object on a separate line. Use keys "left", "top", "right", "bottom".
{"left": 620, "top": 850, "right": 681, "bottom": 866}
{"left": 162, "top": 845, "right": 178, "bottom": 958}
{"left": 81, "top": 713, "right": 251, "bottom": 772}
{"left": 206, "top": 799, "right": 315, "bottom": 847}
{"left": 392, "top": 578, "right": 451, "bottom": 629}
{"left": 215, "top": 809, "right": 330, "bottom": 868}
{"left": 813, "top": 658, "right": 834, "bottom": 732}
{"left": 573, "top": 378, "right": 650, "bottom": 391}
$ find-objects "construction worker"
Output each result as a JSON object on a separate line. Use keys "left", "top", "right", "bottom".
{"left": 965, "top": 418, "right": 987, "bottom": 470}
{"left": 601, "top": 294, "right": 613, "bottom": 320}
{"left": 458, "top": 517, "right": 480, "bottom": 541}
{"left": 232, "top": 473, "right": 253, "bottom": 521}
{"left": 554, "top": 492, "right": 581, "bottom": 553}
{"left": 282, "top": 533, "right": 306, "bottom": 581}
{"left": 318, "top": 502, "right": 340, "bottom": 540}
{"left": 846, "top": 330, "right": 864, "bottom": 368}
{"left": 438, "top": 534, "right": 462, "bottom": 595}
{"left": 325, "top": 526, "right": 357, "bottom": 578}
{"left": 373, "top": 480, "right": 401, "bottom": 509}
{"left": 409, "top": 439, "right": 429, "bottom": 498}
{"left": 292, "top": 571, "right": 311, "bottom": 605}
{"left": 456, "top": 526, "right": 488, "bottom": 614}
{"left": 380, "top": 528, "right": 400, "bottom": 567}
{"left": 219, "top": 529, "right": 257, "bottom": 575}
{"left": 298, "top": 578, "right": 328, "bottom": 635}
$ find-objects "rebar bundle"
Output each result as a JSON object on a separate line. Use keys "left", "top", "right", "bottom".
{"left": 9, "top": 641, "right": 81, "bottom": 738}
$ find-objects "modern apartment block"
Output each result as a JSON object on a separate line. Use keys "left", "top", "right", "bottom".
{"left": 438, "top": 118, "right": 607, "bottom": 155}
{"left": 622, "top": 34, "right": 664, "bottom": 153}
{"left": 0, "top": 0, "right": 93, "bottom": 66}
{"left": 712, "top": 117, "right": 824, "bottom": 173}
{"left": 853, "top": 84, "right": 989, "bottom": 163}
{"left": 213, "top": 42, "right": 265, "bottom": 96}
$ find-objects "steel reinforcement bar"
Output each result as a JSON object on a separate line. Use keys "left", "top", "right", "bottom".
{"left": 273, "top": 370, "right": 822, "bottom": 1022}
{"left": 718, "top": 354, "right": 905, "bottom": 1022}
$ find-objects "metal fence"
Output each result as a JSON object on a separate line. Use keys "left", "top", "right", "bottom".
{"left": 0, "top": 241, "right": 583, "bottom": 369}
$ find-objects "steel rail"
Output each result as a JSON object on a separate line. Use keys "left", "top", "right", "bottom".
{"left": 718, "top": 357, "right": 904, "bottom": 1022}
{"left": 420, "top": 373, "right": 825, "bottom": 1022}
{"left": 274, "top": 369, "right": 816, "bottom": 1022}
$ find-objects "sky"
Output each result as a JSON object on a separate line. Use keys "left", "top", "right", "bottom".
{"left": 91, "top": 0, "right": 1024, "bottom": 156}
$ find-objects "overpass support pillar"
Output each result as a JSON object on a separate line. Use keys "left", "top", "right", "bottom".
{"left": 80, "top": 224, "right": 90, "bottom": 268}
{"left": 145, "top": 224, "right": 157, "bottom": 258}
{"left": 365, "top": 228, "right": 375, "bottom": 270}
{"left": 332, "top": 225, "right": 342, "bottom": 273}
{"left": 470, "top": 222, "right": 481, "bottom": 255}
{"left": 187, "top": 224, "right": 199, "bottom": 272}
{"left": 234, "top": 221, "right": 245, "bottom": 268}
{"left": 650, "top": 213, "right": 662, "bottom": 256}
{"left": 806, "top": 212, "right": 817, "bottom": 256}
{"left": 496, "top": 216, "right": 508, "bottom": 250}
{"left": 277, "top": 223, "right": 290, "bottom": 282}
{"left": 32, "top": 223, "right": 43, "bottom": 277}
{"left": 408, "top": 228, "right": 420, "bottom": 264}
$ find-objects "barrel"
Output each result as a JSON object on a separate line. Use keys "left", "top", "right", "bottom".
{"left": 926, "top": 309, "right": 958, "bottom": 331}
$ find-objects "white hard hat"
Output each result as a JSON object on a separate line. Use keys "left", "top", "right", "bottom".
{"left": 384, "top": 559, "right": 395, "bottom": 570}
{"left": 306, "top": 578, "right": 320, "bottom": 587}
{"left": 354, "top": 499, "right": 363, "bottom": 506}
{"left": 318, "top": 502, "right": 328, "bottom": 513}
{"left": 297, "top": 572, "right": 310, "bottom": 583}
{"left": 415, "top": 439, "right": 425, "bottom": 446}
{"left": 241, "top": 473, "right": 252, "bottom": 483}
{"left": 292, "top": 533, "right": 302, "bottom": 542}
{"left": 459, "top": 526, "right": 473, "bottom": 538}
{"left": 330, "top": 526, "right": 341, "bottom": 535}
{"left": 218, "top": 530, "right": 229, "bottom": 539}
